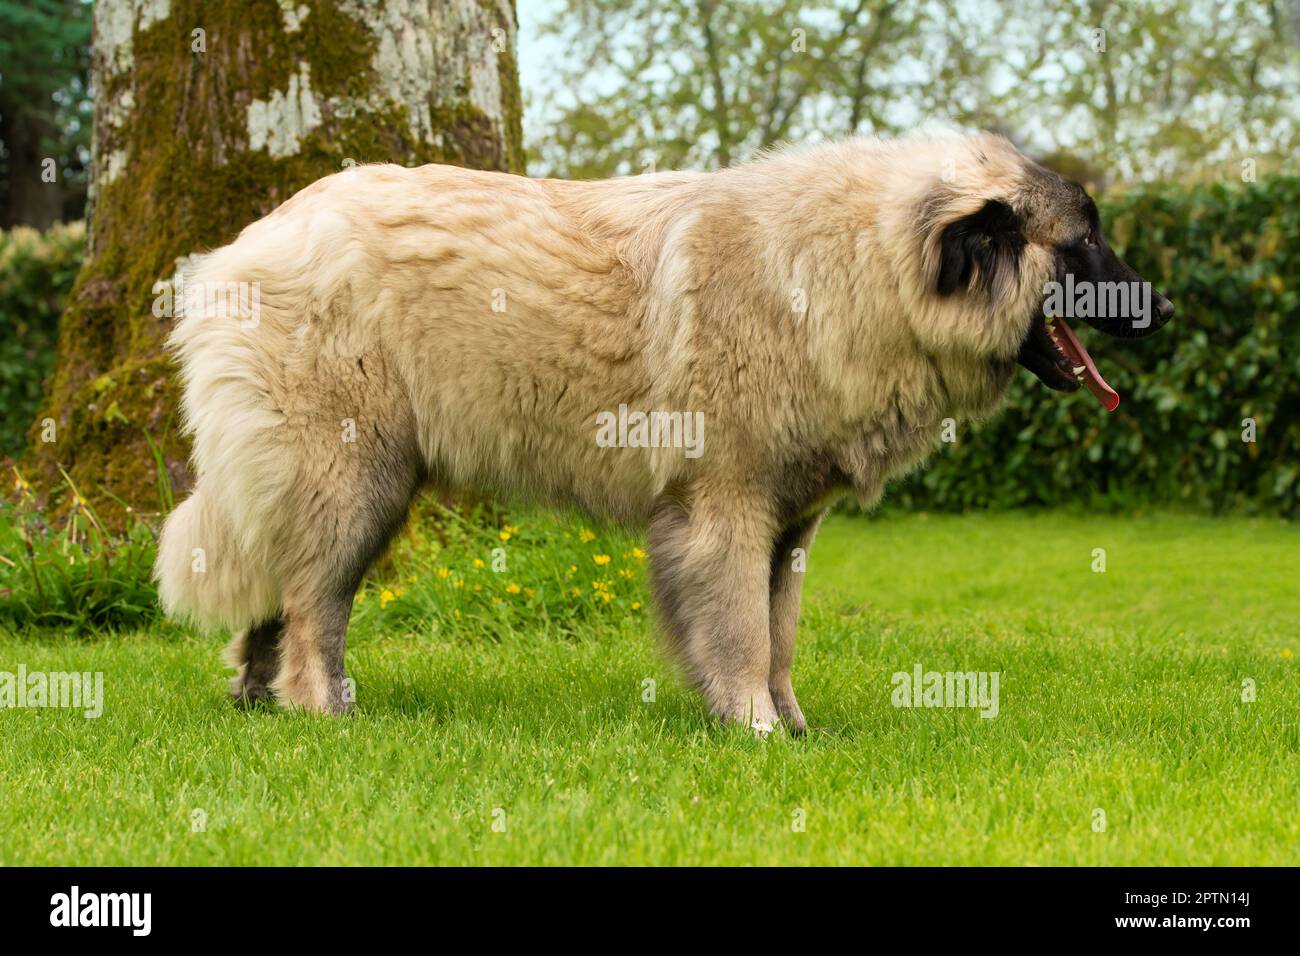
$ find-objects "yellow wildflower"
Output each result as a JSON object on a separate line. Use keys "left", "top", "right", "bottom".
{"left": 593, "top": 554, "right": 611, "bottom": 566}
{"left": 506, "top": 583, "right": 521, "bottom": 594}
{"left": 578, "top": 529, "right": 596, "bottom": 543}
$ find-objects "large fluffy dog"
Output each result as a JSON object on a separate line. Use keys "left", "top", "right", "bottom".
{"left": 156, "top": 132, "right": 1172, "bottom": 732}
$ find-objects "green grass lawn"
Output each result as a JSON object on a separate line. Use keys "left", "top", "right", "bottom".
{"left": 1, "top": 510, "right": 1296, "bottom": 865}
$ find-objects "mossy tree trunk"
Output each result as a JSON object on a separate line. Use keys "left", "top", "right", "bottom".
{"left": 26, "top": 0, "right": 524, "bottom": 528}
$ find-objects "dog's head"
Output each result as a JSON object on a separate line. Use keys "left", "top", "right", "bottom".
{"left": 920, "top": 139, "right": 1173, "bottom": 411}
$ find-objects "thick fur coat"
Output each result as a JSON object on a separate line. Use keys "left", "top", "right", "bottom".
{"left": 156, "top": 132, "right": 1086, "bottom": 731}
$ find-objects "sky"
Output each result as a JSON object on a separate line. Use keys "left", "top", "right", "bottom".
{"left": 515, "top": 0, "right": 565, "bottom": 146}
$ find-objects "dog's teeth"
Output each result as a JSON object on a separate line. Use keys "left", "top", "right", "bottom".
{"left": 1073, "top": 365, "right": 1085, "bottom": 374}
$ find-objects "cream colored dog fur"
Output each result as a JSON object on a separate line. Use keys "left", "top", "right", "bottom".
{"left": 156, "top": 132, "right": 1068, "bottom": 732}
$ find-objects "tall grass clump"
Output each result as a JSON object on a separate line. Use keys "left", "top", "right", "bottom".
{"left": 0, "top": 465, "right": 162, "bottom": 632}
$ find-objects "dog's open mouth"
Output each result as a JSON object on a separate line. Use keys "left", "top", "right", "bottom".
{"left": 1016, "top": 315, "right": 1120, "bottom": 412}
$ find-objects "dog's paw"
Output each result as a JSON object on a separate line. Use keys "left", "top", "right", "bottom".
{"left": 230, "top": 684, "right": 275, "bottom": 709}
{"left": 228, "top": 663, "right": 277, "bottom": 708}
{"left": 771, "top": 686, "right": 807, "bottom": 737}
{"left": 713, "top": 687, "right": 781, "bottom": 737}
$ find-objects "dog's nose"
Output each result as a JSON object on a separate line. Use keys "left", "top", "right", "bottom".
{"left": 1155, "top": 295, "right": 1175, "bottom": 323}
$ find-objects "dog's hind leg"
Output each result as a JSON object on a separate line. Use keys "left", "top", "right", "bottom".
{"left": 269, "top": 363, "right": 424, "bottom": 714}
{"left": 225, "top": 616, "right": 284, "bottom": 706}
{"left": 272, "top": 477, "right": 419, "bottom": 714}
{"left": 767, "top": 511, "right": 826, "bottom": 736}
{"left": 649, "top": 486, "right": 780, "bottom": 732}
{"left": 274, "top": 586, "right": 357, "bottom": 713}
{"left": 272, "top": 443, "right": 422, "bottom": 714}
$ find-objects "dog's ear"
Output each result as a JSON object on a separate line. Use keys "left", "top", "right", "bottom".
{"left": 935, "top": 199, "right": 1025, "bottom": 297}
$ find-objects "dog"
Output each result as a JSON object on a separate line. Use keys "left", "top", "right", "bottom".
{"left": 155, "top": 131, "right": 1173, "bottom": 733}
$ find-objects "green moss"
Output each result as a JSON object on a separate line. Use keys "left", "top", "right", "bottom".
{"left": 495, "top": 42, "right": 526, "bottom": 174}
{"left": 299, "top": 1, "right": 382, "bottom": 98}
{"left": 426, "top": 100, "right": 507, "bottom": 169}
{"left": 489, "top": 0, "right": 526, "bottom": 174}
{"left": 26, "top": 0, "right": 524, "bottom": 529}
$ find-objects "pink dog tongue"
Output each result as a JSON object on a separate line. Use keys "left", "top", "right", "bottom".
{"left": 1053, "top": 316, "right": 1120, "bottom": 412}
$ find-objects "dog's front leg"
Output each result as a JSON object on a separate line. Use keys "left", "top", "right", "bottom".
{"left": 648, "top": 487, "right": 779, "bottom": 732}
{"left": 767, "top": 511, "right": 826, "bottom": 736}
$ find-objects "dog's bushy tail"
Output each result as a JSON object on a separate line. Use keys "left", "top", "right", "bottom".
{"left": 154, "top": 484, "right": 279, "bottom": 633}
{"left": 153, "top": 232, "right": 301, "bottom": 633}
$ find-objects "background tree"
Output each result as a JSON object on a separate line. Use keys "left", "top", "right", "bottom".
{"left": 529, "top": 0, "right": 926, "bottom": 177}
{"left": 528, "top": 0, "right": 1299, "bottom": 181}
{"left": 0, "top": 0, "right": 93, "bottom": 228}
{"left": 24, "top": 0, "right": 525, "bottom": 526}
{"left": 990, "top": 0, "right": 1300, "bottom": 182}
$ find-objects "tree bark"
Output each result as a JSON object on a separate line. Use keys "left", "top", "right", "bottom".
{"left": 0, "top": 111, "right": 68, "bottom": 231}
{"left": 25, "top": 0, "right": 524, "bottom": 527}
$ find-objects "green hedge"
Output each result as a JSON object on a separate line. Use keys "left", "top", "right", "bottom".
{"left": 0, "top": 222, "right": 84, "bottom": 457}
{"left": 888, "top": 175, "right": 1300, "bottom": 515}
